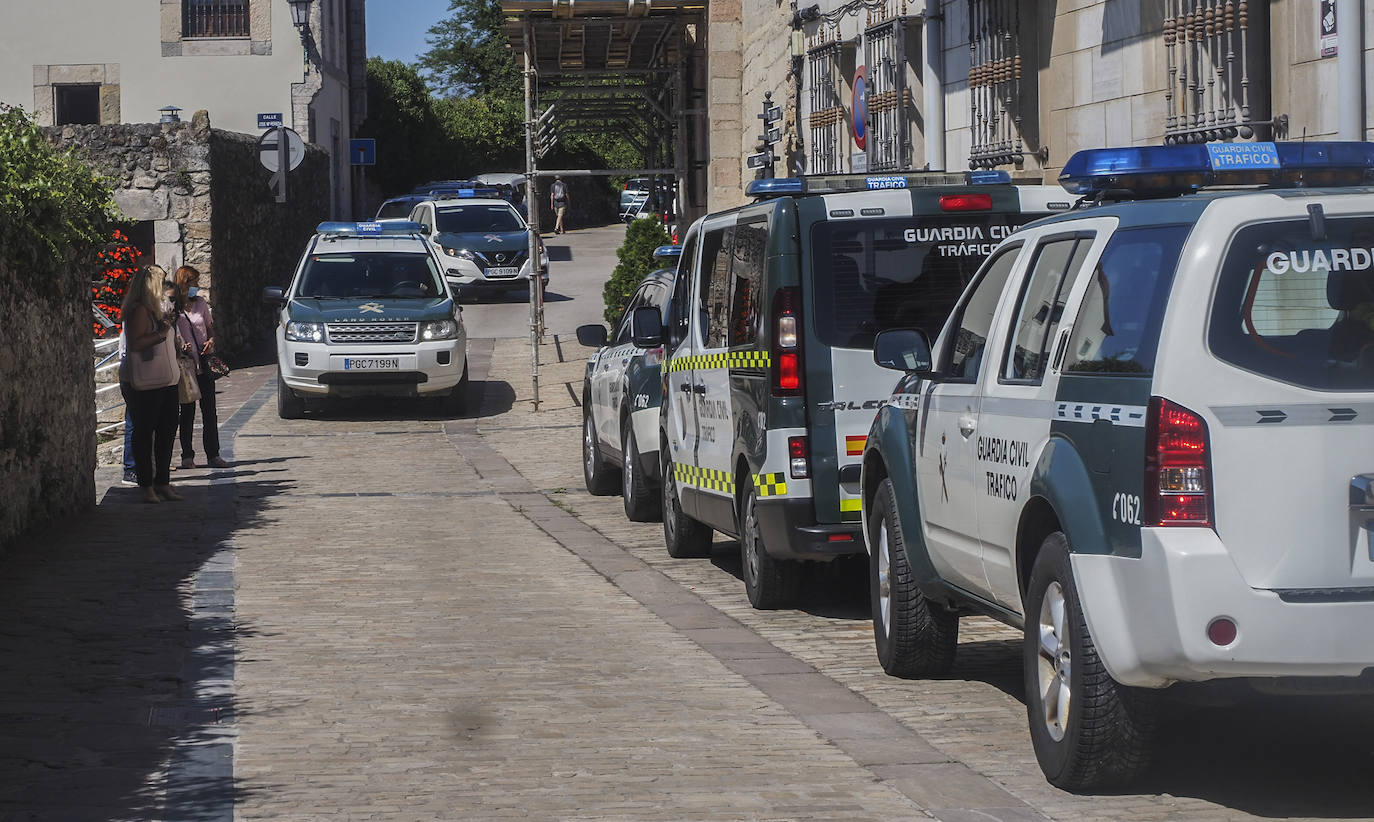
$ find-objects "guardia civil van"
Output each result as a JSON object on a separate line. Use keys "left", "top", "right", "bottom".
{"left": 631, "top": 172, "right": 1066, "bottom": 609}
{"left": 861, "top": 141, "right": 1374, "bottom": 791}
{"left": 264, "top": 221, "right": 468, "bottom": 418}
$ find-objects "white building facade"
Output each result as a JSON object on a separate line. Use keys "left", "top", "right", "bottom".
{"left": 0, "top": 0, "right": 366, "bottom": 218}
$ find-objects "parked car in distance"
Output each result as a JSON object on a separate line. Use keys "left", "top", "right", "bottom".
{"left": 409, "top": 193, "right": 549, "bottom": 299}
{"left": 860, "top": 141, "right": 1374, "bottom": 792}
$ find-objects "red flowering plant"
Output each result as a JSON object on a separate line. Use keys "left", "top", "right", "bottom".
{"left": 92, "top": 230, "right": 142, "bottom": 337}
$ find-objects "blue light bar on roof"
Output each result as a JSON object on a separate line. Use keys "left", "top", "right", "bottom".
{"left": 1059, "top": 141, "right": 1374, "bottom": 197}
{"left": 653, "top": 244, "right": 683, "bottom": 259}
{"left": 746, "top": 170, "right": 1017, "bottom": 198}
{"left": 316, "top": 221, "right": 426, "bottom": 236}
{"left": 745, "top": 178, "right": 805, "bottom": 198}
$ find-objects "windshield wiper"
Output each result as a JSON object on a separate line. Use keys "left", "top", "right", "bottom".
{"left": 301, "top": 295, "right": 350, "bottom": 300}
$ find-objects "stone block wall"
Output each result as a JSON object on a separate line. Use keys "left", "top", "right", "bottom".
{"left": 0, "top": 255, "right": 96, "bottom": 550}
{"left": 208, "top": 130, "right": 330, "bottom": 353}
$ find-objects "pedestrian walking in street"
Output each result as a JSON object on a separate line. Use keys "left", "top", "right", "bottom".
{"left": 172, "top": 265, "right": 228, "bottom": 470}
{"left": 118, "top": 265, "right": 183, "bottom": 503}
{"left": 551, "top": 175, "right": 571, "bottom": 235}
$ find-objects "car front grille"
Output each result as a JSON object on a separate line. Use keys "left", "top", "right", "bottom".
{"left": 325, "top": 323, "right": 418, "bottom": 344}
{"left": 479, "top": 249, "right": 528, "bottom": 275}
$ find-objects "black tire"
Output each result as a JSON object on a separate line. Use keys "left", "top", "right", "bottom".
{"left": 437, "top": 361, "right": 469, "bottom": 416}
{"left": 739, "top": 485, "right": 800, "bottom": 609}
{"left": 622, "top": 421, "right": 661, "bottom": 522}
{"left": 582, "top": 403, "right": 618, "bottom": 495}
{"left": 868, "top": 478, "right": 959, "bottom": 677}
{"left": 1024, "top": 531, "right": 1156, "bottom": 791}
{"left": 277, "top": 371, "right": 305, "bottom": 419}
{"left": 661, "top": 444, "right": 711, "bottom": 558}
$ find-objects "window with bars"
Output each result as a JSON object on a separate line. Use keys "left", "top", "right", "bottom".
{"left": 967, "top": 0, "right": 1025, "bottom": 169}
{"left": 808, "top": 41, "right": 843, "bottom": 175}
{"left": 182, "top": 0, "right": 250, "bottom": 38}
{"left": 863, "top": 19, "right": 910, "bottom": 172}
{"left": 1164, "top": 0, "right": 1264, "bottom": 144}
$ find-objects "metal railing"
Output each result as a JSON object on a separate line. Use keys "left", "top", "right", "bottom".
{"left": 94, "top": 337, "right": 125, "bottom": 437}
{"left": 182, "top": 0, "right": 251, "bottom": 38}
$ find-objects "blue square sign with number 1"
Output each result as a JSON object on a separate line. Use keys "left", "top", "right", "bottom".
{"left": 350, "top": 138, "right": 376, "bottom": 166}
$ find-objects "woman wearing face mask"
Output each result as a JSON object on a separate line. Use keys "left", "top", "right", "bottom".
{"left": 173, "top": 265, "right": 228, "bottom": 469}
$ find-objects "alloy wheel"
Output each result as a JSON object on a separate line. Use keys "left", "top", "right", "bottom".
{"left": 1036, "top": 580, "right": 1071, "bottom": 742}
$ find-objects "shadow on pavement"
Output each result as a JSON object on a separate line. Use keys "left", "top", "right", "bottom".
{"left": 0, "top": 475, "right": 292, "bottom": 819}
{"left": 545, "top": 245, "right": 573, "bottom": 262}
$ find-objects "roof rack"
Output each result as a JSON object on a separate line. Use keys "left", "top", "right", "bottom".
{"left": 1059, "top": 141, "right": 1374, "bottom": 199}
{"left": 746, "top": 170, "right": 1011, "bottom": 199}
{"left": 316, "top": 221, "right": 426, "bottom": 237}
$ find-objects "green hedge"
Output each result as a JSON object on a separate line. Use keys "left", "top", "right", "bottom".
{"left": 602, "top": 217, "right": 671, "bottom": 325}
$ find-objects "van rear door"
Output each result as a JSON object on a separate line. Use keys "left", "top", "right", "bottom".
{"left": 803, "top": 191, "right": 1045, "bottom": 525}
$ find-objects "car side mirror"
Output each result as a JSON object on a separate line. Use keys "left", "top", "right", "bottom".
{"left": 630, "top": 306, "right": 664, "bottom": 348}
{"left": 576, "top": 323, "right": 608, "bottom": 348}
{"left": 262, "top": 286, "right": 285, "bottom": 305}
{"left": 873, "top": 328, "right": 934, "bottom": 375}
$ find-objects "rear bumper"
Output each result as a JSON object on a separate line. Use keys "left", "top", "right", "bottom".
{"left": 1074, "top": 528, "right": 1374, "bottom": 688}
{"left": 755, "top": 498, "right": 865, "bottom": 560}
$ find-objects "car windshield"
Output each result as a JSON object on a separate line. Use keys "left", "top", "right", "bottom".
{"left": 376, "top": 200, "right": 413, "bottom": 219}
{"left": 297, "top": 252, "right": 445, "bottom": 299}
{"left": 809, "top": 214, "right": 1036, "bottom": 348}
{"left": 1209, "top": 215, "right": 1374, "bottom": 390}
{"left": 435, "top": 205, "right": 523, "bottom": 233}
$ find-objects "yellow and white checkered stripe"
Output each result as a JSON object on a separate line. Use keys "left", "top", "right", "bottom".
{"left": 667, "top": 350, "right": 771, "bottom": 372}
{"left": 753, "top": 472, "right": 788, "bottom": 498}
{"left": 674, "top": 462, "right": 734, "bottom": 494}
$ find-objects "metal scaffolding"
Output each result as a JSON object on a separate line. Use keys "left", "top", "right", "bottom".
{"left": 503, "top": 0, "right": 705, "bottom": 408}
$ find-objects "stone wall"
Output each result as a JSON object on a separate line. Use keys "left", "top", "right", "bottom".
{"left": 209, "top": 130, "right": 330, "bottom": 353}
{"left": 0, "top": 255, "right": 96, "bottom": 550}
{"left": 46, "top": 112, "right": 331, "bottom": 355}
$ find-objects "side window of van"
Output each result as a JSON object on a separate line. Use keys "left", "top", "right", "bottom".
{"left": 698, "top": 226, "right": 734, "bottom": 348}
{"left": 668, "top": 232, "right": 699, "bottom": 349}
{"left": 729, "top": 219, "right": 768, "bottom": 348}
{"left": 1001, "top": 236, "right": 1092, "bottom": 383}
{"left": 943, "top": 244, "right": 1022, "bottom": 382}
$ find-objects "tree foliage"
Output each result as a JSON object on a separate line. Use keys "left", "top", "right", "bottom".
{"left": 420, "top": 0, "right": 520, "bottom": 99}
{"left": 0, "top": 105, "right": 113, "bottom": 295}
{"left": 603, "top": 218, "right": 671, "bottom": 325}
{"left": 357, "top": 58, "right": 446, "bottom": 195}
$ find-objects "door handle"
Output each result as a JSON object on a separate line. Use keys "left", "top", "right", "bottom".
{"left": 957, "top": 414, "right": 977, "bottom": 438}
{"left": 678, "top": 383, "right": 693, "bottom": 394}
{"left": 692, "top": 383, "right": 707, "bottom": 394}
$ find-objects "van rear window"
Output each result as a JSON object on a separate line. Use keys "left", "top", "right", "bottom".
{"left": 1209, "top": 216, "right": 1374, "bottom": 390}
{"left": 810, "top": 215, "right": 1031, "bottom": 349}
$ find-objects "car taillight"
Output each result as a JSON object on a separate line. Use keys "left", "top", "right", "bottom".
{"left": 1144, "top": 397, "right": 1212, "bottom": 527}
{"left": 771, "top": 287, "right": 803, "bottom": 397}
{"left": 939, "top": 193, "right": 993, "bottom": 211}
{"left": 788, "top": 435, "right": 809, "bottom": 478}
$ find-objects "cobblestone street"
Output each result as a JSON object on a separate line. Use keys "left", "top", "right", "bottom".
{"left": 3, "top": 228, "right": 1374, "bottom": 821}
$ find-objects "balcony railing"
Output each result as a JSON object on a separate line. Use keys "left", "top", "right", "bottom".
{"left": 182, "top": 0, "right": 250, "bottom": 38}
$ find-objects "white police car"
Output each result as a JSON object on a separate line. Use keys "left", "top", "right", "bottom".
{"left": 408, "top": 191, "right": 548, "bottom": 298}
{"left": 862, "top": 141, "right": 1374, "bottom": 790}
{"left": 576, "top": 244, "right": 682, "bottom": 521}
{"left": 263, "top": 221, "right": 468, "bottom": 418}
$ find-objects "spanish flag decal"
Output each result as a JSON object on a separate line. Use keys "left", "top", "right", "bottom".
{"left": 845, "top": 435, "right": 866, "bottom": 456}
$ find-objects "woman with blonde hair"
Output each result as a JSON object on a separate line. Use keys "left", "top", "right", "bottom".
{"left": 119, "top": 264, "right": 183, "bottom": 502}
{"left": 172, "top": 265, "right": 227, "bottom": 469}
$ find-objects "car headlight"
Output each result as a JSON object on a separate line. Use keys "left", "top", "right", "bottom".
{"left": 539, "top": 249, "right": 550, "bottom": 266}
{"left": 443, "top": 247, "right": 475, "bottom": 261}
{"left": 420, "top": 319, "right": 459, "bottom": 341}
{"left": 285, "top": 321, "right": 324, "bottom": 342}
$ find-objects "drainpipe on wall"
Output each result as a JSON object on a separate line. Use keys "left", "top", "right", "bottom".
{"left": 1337, "top": 0, "right": 1366, "bottom": 139}
{"left": 923, "top": 0, "right": 945, "bottom": 170}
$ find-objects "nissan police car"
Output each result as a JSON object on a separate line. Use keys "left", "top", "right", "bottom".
{"left": 860, "top": 141, "right": 1374, "bottom": 791}
{"left": 408, "top": 191, "right": 549, "bottom": 298}
{"left": 577, "top": 244, "right": 683, "bottom": 521}
{"left": 263, "top": 221, "right": 468, "bottom": 418}
{"left": 634, "top": 171, "right": 1066, "bottom": 609}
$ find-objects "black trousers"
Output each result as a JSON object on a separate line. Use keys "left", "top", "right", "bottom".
{"left": 179, "top": 370, "right": 220, "bottom": 460}
{"left": 121, "top": 383, "right": 179, "bottom": 487}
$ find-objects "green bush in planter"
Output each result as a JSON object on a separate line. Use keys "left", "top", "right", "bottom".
{"left": 602, "top": 217, "right": 670, "bottom": 326}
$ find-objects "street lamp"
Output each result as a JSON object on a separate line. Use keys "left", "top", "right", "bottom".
{"left": 288, "top": 0, "right": 311, "bottom": 30}
{"left": 159, "top": 105, "right": 182, "bottom": 124}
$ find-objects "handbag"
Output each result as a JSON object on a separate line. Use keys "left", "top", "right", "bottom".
{"left": 177, "top": 355, "right": 201, "bottom": 404}
{"left": 128, "top": 306, "right": 179, "bottom": 390}
{"left": 183, "top": 310, "right": 230, "bottom": 380}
